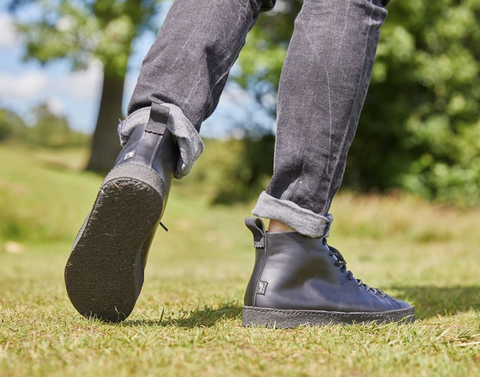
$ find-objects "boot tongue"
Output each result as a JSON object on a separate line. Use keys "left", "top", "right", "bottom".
{"left": 244, "top": 217, "right": 266, "bottom": 249}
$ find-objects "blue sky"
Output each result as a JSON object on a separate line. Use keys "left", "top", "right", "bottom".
{"left": 0, "top": 4, "right": 275, "bottom": 138}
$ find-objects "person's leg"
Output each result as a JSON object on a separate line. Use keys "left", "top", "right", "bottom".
{"left": 121, "top": 0, "right": 275, "bottom": 178}
{"left": 253, "top": 0, "right": 389, "bottom": 238}
{"left": 66, "top": 0, "right": 276, "bottom": 322}
{"left": 242, "top": 0, "right": 414, "bottom": 328}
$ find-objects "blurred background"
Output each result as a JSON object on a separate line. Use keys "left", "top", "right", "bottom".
{"left": 1, "top": 0, "right": 480, "bottom": 246}
{"left": 2, "top": 3, "right": 480, "bottom": 374}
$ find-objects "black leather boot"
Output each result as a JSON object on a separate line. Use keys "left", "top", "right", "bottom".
{"left": 65, "top": 103, "right": 179, "bottom": 322}
{"left": 242, "top": 217, "right": 415, "bottom": 328}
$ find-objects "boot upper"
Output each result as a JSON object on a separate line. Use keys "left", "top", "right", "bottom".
{"left": 244, "top": 217, "right": 412, "bottom": 313}
{"left": 114, "top": 104, "right": 179, "bottom": 217}
{"left": 110, "top": 103, "right": 179, "bottom": 266}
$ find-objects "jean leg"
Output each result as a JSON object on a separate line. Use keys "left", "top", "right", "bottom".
{"left": 128, "top": 0, "right": 275, "bottom": 129}
{"left": 253, "top": 0, "right": 388, "bottom": 237}
{"left": 122, "top": 0, "right": 275, "bottom": 178}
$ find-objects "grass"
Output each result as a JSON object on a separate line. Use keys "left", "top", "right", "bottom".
{"left": 1, "top": 143, "right": 480, "bottom": 377}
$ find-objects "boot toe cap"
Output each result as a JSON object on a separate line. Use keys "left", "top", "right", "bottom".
{"left": 394, "top": 298, "right": 413, "bottom": 310}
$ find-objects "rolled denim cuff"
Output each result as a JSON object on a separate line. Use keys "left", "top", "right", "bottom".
{"left": 118, "top": 104, "right": 204, "bottom": 179}
{"left": 252, "top": 191, "right": 334, "bottom": 238}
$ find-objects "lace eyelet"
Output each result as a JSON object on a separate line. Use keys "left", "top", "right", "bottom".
{"left": 328, "top": 244, "right": 384, "bottom": 298}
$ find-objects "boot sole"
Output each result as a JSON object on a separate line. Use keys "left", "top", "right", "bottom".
{"left": 242, "top": 305, "right": 415, "bottom": 328}
{"left": 65, "top": 164, "right": 164, "bottom": 322}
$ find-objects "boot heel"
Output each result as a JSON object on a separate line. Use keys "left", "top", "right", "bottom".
{"left": 104, "top": 163, "right": 166, "bottom": 199}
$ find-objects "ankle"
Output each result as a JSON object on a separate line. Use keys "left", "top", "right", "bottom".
{"left": 268, "top": 219, "right": 296, "bottom": 234}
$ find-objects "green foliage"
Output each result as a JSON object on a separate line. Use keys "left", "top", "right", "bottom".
{"left": 8, "top": 0, "right": 168, "bottom": 171}
{"left": 183, "top": 136, "right": 275, "bottom": 204}
{"left": 0, "top": 108, "right": 27, "bottom": 142}
{"left": 10, "top": 0, "right": 162, "bottom": 77}
{"left": 363, "top": 0, "right": 480, "bottom": 206}
{"left": 235, "top": 1, "right": 301, "bottom": 111}
{"left": 238, "top": 0, "right": 480, "bottom": 206}
{"left": 25, "top": 104, "right": 89, "bottom": 147}
{"left": 0, "top": 105, "right": 88, "bottom": 148}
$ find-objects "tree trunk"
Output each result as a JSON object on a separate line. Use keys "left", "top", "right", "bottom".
{"left": 86, "top": 71, "right": 124, "bottom": 172}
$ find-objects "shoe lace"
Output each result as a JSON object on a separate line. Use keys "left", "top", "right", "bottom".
{"left": 324, "top": 240, "right": 386, "bottom": 298}
{"left": 159, "top": 222, "right": 169, "bottom": 232}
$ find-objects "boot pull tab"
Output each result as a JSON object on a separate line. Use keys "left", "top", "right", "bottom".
{"left": 245, "top": 217, "right": 266, "bottom": 249}
{"left": 146, "top": 102, "right": 169, "bottom": 135}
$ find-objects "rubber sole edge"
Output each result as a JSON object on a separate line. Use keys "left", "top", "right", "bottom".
{"left": 242, "top": 305, "right": 415, "bottom": 328}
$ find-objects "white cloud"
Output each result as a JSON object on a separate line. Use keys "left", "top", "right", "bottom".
{"left": 55, "top": 60, "right": 103, "bottom": 99}
{"left": 46, "top": 97, "right": 65, "bottom": 116}
{"left": 0, "top": 70, "right": 49, "bottom": 98}
{"left": 0, "top": 13, "right": 18, "bottom": 48}
{"left": 221, "top": 83, "right": 252, "bottom": 104}
{"left": 0, "top": 61, "right": 103, "bottom": 102}
{"left": 269, "top": 0, "right": 291, "bottom": 14}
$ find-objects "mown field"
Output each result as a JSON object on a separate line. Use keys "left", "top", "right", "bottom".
{"left": 1, "top": 143, "right": 479, "bottom": 377}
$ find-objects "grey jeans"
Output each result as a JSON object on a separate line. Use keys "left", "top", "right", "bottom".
{"left": 121, "top": 0, "right": 389, "bottom": 238}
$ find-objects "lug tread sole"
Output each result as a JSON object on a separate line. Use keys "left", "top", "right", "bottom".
{"left": 65, "top": 178, "right": 162, "bottom": 322}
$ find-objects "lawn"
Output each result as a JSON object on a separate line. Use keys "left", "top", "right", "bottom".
{"left": 1, "top": 143, "right": 479, "bottom": 377}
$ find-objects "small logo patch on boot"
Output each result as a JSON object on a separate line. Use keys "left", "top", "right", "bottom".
{"left": 124, "top": 151, "right": 135, "bottom": 161}
{"left": 257, "top": 281, "right": 268, "bottom": 295}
